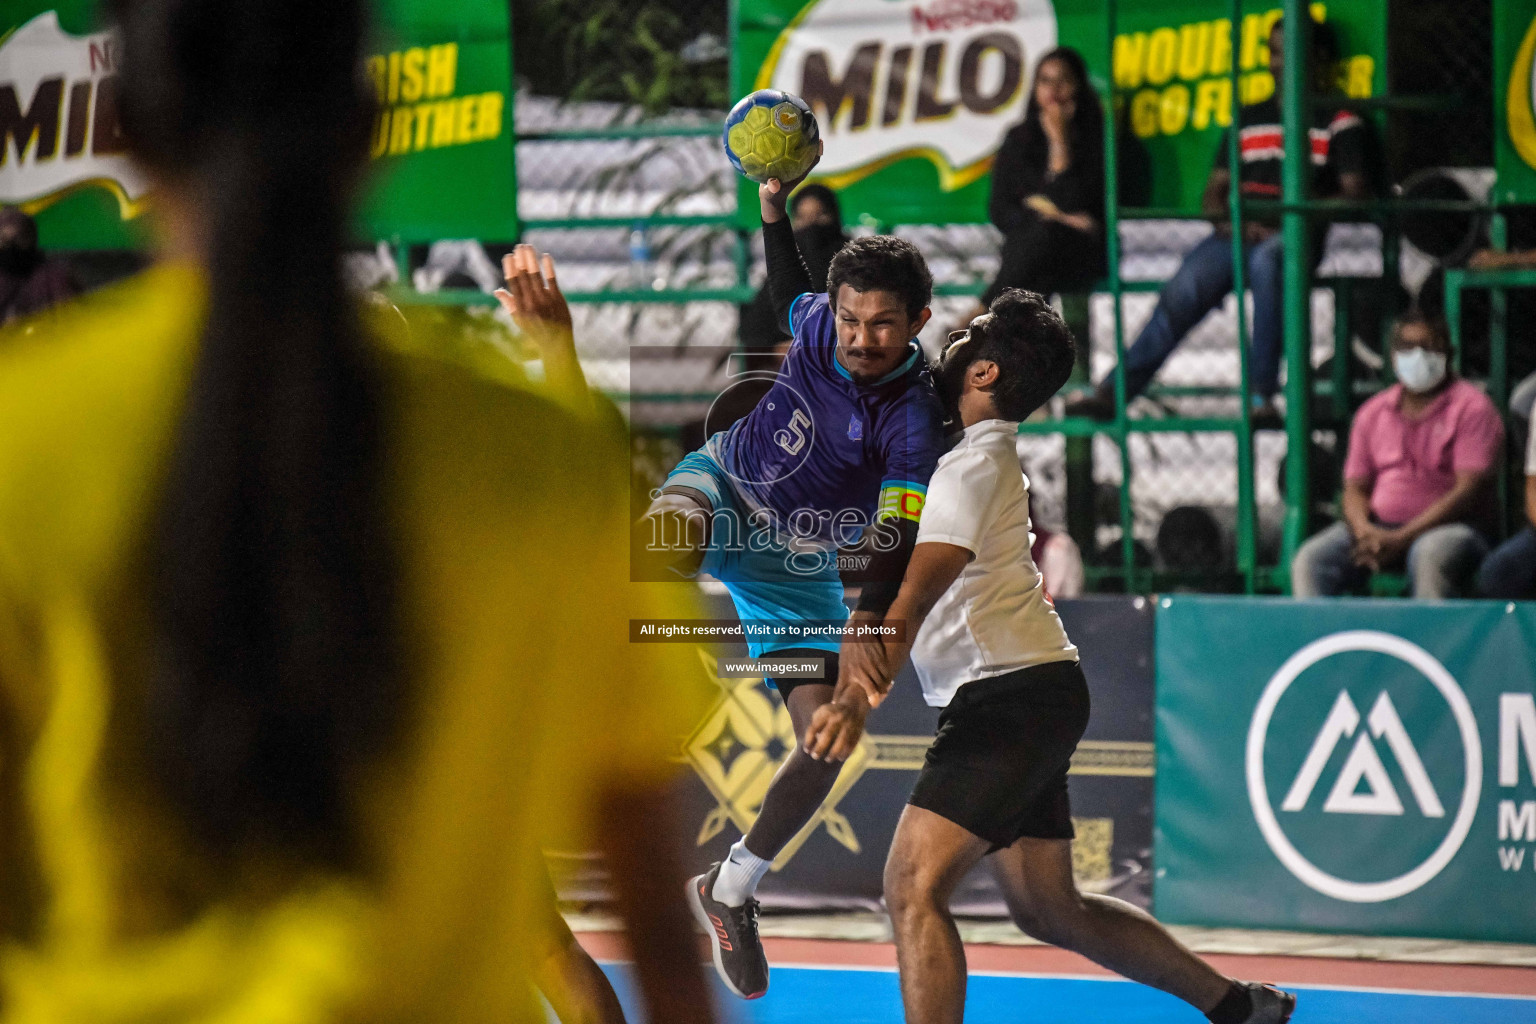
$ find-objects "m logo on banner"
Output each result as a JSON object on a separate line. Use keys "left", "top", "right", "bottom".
{"left": 1246, "top": 631, "right": 1483, "bottom": 904}
{"left": 1282, "top": 690, "right": 1444, "bottom": 818}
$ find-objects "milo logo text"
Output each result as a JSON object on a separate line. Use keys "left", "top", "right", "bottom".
{"left": 0, "top": 11, "right": 146, "bottom": 216}
{"left": 760, "top": 0, "right": 1057, "bottom": 191}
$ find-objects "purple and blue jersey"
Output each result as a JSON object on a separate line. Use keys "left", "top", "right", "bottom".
{"left": 706, "top": 292, "right": 946, "bottom": 547}
{"left": 661, "top": 290, "right": 946, "bottom": 658}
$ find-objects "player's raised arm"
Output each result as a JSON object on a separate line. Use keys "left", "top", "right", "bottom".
{"left": 759, "top": 142, "right": 823, "bottom": 334}
{"left": 494, "top": 243, "right": 589, "bottom": 411}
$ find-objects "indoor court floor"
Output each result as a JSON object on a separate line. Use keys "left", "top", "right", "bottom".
{"left": 577, "top": 933, "right": 1536, "bottom": 1023}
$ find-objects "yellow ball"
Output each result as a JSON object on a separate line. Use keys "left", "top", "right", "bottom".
{"left": 722, "top": 90, "right": 821, "bottom": 184}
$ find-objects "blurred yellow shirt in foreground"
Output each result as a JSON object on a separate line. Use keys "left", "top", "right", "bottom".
{"left": 0, "top": 265, "right": 707, "bottom": 1023}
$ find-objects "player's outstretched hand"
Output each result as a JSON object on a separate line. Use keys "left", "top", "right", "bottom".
{"left": 495, "top": 243, "right": 573, "bottom": 356}
{"left": 496, "top": 244, "right": 591, "bottom": 407}
{"left": 804, "top": 698, "right": 867, "bottom": 763}
{"left": 759, "top": 139, "right": 824, "bottom": 224}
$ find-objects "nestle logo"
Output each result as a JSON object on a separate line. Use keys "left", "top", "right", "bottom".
{"left": 911, "top": 0, "right": 1018, "bottom": 34}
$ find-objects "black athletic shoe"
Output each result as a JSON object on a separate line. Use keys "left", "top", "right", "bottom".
{"left": 1239, "top": 982, "right": 1297, "bottom": 1024}
{"left": 686, "top": 862, "right": 768, "bottom": 999}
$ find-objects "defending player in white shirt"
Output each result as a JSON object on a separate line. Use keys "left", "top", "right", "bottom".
{"left": 803, "top": 290, "right": 1296, "bottom": 1024}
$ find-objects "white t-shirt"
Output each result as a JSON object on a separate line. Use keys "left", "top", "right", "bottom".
{"left": 1527, "top": 424, "right": 1535, "bottom": 476}
{"left": 909, "top": 418, "right": 1077, "bottom": 707}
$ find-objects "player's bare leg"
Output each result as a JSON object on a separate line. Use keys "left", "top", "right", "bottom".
{"left": 990, "top": 836, "right": 1236, "bottom": 1011}
{"left": 686, "top": 678, "right": 843, "bottom": 999}
{"left": 883, "top": 804, "right": 993, "bottom": 1024}
{"left": 740, "top": 682, "right": 842, "bottom": 856}
{"left": 639, "top": 490, "right": 846, "bottom": 861}
{"left": 536, "top": 914, "right": 629, "bottom": 1024}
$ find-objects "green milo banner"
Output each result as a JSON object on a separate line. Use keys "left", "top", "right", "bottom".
{"left": 734, "top": 0, "right": 1385, "bottom": 227}
{"left": 1497, "top": 0, "right": 1536, "bottom": 204}
{"left": 0, "top": 1, "right": 517, "bottom": 249}
{"left": 1155, "top": 597, "right": 1536, "bottom": 943}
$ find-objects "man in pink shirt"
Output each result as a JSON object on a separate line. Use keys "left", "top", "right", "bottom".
{"left": 1292, "top": 314, "right": 1504, "bottom": 598}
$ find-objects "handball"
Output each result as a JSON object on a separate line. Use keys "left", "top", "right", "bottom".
{"left": 722, "top": 90, "right": 820, "bottom": 184}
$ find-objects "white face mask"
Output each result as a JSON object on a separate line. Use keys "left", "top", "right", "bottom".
{"left": 1393, "top": 346, "right": 1447, "bottom": 394}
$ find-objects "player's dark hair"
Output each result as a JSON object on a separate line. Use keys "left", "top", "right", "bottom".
{"left": 826, "top": 235, "right": 933, "bottom": 320}
{"left": 963, "top": 289, "right": 1077, "bottom": 421}
{"left": 113, "top": 0, "right": 402, "bottom": 866}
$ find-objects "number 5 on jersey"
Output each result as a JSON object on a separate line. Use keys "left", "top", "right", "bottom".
{"left": 774, "top": 409, "right": 812, "bottom": 455}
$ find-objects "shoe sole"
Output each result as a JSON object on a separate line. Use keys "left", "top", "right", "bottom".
{"left": 685, "top": 873, "right": 766, "bottom": 1000}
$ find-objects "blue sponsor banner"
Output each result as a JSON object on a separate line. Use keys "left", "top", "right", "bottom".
{"left": 1155, "top": 597, "right": 1536, "bottom": 942}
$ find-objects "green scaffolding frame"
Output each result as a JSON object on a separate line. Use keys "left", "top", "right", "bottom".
{"left": 386, "top": 0, "right": 1522, "bottom": 596}
{"left": 1055, "top": 0, "right": 1519, "bottom": 595}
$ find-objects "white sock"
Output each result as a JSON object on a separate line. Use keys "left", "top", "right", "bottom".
{"left": 711, "top": 840, "right": 772, "bottom": 906}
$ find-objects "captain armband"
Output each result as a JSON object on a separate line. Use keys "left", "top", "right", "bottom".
{"left": 876, "top": 481, "right": 927, "bottom": 524}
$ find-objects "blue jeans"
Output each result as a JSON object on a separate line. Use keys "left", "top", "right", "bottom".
{"left": 1291, "top": 520, "right": 1490, "bottom": 599}
{"left": 1477, "top": 526, "right": 1536, "bottom": 599}
{"left": 1120, "top": 232, "right": 1286, "bottom": 401}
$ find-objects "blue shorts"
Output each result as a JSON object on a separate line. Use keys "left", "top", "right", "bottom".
{"left": 662, "top": 447, "right": 847, "bottom": 658}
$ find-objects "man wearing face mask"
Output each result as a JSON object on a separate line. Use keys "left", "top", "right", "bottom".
{"left": 0, "top": 207, "right": 81, "bottom": 328}
{"left": 1291, "top": 313, "right": 1504, "bottom": 598}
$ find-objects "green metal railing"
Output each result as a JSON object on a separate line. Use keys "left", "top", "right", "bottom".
{"left": 1445, "top": 255, "right": 1535, "bottom": 531}
{"left": 1065, "top": 0, "right": 1520, "bottom": 595}
{"left": 380, "top": 1, "right": 1521, "bottom": 597}
{"left": 1065, "top": 0, "right": 1278, "bottom": 594}
{"left": 388, "top": 113, "right": 753, "bottom": 306}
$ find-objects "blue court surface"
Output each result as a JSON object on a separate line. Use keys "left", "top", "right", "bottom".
{"left": 596, "top": 962, "right": 1536, "bottom": 1023}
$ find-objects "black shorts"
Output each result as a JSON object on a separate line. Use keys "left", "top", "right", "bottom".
{"left": 765, "top": 648, "right": 839, "bottom": 704}
{"left": 908, "top": 659, "right": 1090, "bottom": 851}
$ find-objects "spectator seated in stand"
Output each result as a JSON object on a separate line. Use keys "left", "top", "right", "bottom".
{"left": 1476, "top": 423, "right": 1536, "bottom": 599}
{"left": 1031, "top": 523, "right": 1086, "bottom": 600}
{"left": 1291, "top": 313, "right": 1504, "bottom": 598}
{"left": 0, "top": 206, "right": 81, "bottom": 329}
{"left": 1066, "top": 18, "right": 1376, "bottom": 428}
{"left": 955, "top": 46, "right": 1105, "bottom": 328}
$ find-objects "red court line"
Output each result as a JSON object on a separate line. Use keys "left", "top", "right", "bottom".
{"left": 575, "top": 932, "right": 1536, "bottom": 998}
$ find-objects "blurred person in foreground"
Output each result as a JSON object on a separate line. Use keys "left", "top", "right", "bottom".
{"left": 804, "top": 291, "right": 1295, "bottom": 1024}
{"left": 1291, "top": 313, "right": 1503, "bottom": 598}
{"left": 0, "top": 2, "right": 714, "bottom": 1022}
{"left": 962, "top": 47, "right": 1105, "bottom": 325}
{"left": 1476, "top": 423, "right": 1536, "bottom": 599}
{"left": 0, "top": 205, "right": 81, "bottom": 327}
{"left": 1067, "top": 18, "right": 1374, "bottom": 427}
